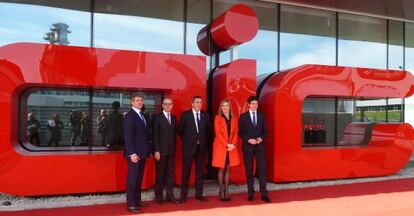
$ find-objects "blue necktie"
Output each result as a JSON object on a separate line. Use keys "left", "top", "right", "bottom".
{"left": 252, "top": 112, "right": 257, "bottom": 127}
{"left": 139, "top": 111, "right": 146, "bottom": 126}
{"left": 196, "top": 112, "right": 200, "bottom": 133}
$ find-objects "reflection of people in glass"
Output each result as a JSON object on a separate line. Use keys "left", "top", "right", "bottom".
{"left": 212, "top": 99, "right": 240, "bottom": 202}
{"left": 97, "top": 109, "right": 108, "bottom": 146}
{"left": 47, "top": 114, "right": 64, "bottom": 146}
{"left": 27, "top": 112, "right": 40, "bottom": 146}
{"left": 107, "top": 101, "right": 124, "bottom": 146}
{"left": 80, "top": 112, "right": 90, "bottom": 146}
{"left": 68, "top": 109, "right": 82, "bottom": 146}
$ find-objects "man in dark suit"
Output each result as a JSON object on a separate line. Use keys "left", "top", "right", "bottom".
{"left": 178, "top": 95, "right": 211, "bottom": 202}
{"left": 123, "top": 93, "right": 150, "bottom": 213}
{"left": 238, "top": 95, "right": 271, "bottom": 203}
{"left": 107, "top": 101, "right": 124, "bottom": 146}
{"left": 152, "top": 98, "right": 181, "bottom": 204}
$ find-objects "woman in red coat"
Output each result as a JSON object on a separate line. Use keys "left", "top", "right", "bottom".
{"left": 212, "top": 99, "right": 240, "bottom": 201}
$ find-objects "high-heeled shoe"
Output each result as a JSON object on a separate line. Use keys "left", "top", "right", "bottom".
{"left": 224, "top": 186, "right": 231, "bottom": 201}
{"left": 219, "top": 186, "right": 226, "bottom": 201}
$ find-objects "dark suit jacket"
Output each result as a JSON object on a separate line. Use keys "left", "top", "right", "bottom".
{"left": 152, "top": 112, "right": 177, "bottom": 156}
{"left": 178, "top": 110, "right": 211, "bottom": 157}
{"left": 107, "top": 110, "right": 124, "bottom": 145}
{"left": 238, "top": 111, "right": 267, "bottom": 149}
{"left": 123, "top": 109, "right": 149, "bottom": 159}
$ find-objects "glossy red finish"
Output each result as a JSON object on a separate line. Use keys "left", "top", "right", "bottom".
{"left": 0, "top": 43, "right": 206, "bottom": 196}
{"left": 210, "top": 3, "right": 259, "bottom": 49}
{"left": 259, "top": 64, "right": 414, "bottom": 182}
{"left": 212, "top": 59, "right": 256, "bottom": 184}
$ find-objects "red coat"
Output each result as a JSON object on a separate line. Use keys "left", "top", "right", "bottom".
{"left": 212, "top": 115, "right": 240, "bottom": 168}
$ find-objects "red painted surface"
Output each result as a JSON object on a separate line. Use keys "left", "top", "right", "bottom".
{"left": 0, "top": 42, "right": 206, "bottom": 196}
{"left": 259, "top": 64, "right": 414, "bottom": 182}
{"left": 197, "top": 3, "right": 259, "bottom": 55}
{"left": 211, "top": 59, "right": 256, "bottom": 184}
{"left": 211, "top": 3, "right": 259, "bottom": 49}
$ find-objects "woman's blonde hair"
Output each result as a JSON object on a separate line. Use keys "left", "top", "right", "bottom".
{"left": 217, "top": 99, "right": 233, "bottom": 118}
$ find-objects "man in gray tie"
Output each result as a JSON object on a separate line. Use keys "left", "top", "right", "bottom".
{"left": 152, "top": 98, "right": 181, "bottom": 204}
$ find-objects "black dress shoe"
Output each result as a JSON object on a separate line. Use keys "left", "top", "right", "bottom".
{"left": 166, "top": 197, "right": 182, "bottom": 204}
{"left": 247, "top": 194, "right": 254, "bottom": 201}
{"left": 181, "top": 196, "right": 187, "bottom": 203}
{"left": 127, "top": 207, "right": 141, "bottom": 213}
{"left": 137, "top": 202, "right": 149, "bottom": 207}
{"left": 195, "top": 195, "right": 208, "bottom": 202}
{"left": 261, "top": 196, "right": 271, "bottom": 203}
{"left": 155, "top": 198, "right": 163, "bottom": 204}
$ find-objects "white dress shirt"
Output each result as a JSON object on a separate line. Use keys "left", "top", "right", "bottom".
{"left": 192, "top": 109, "right": 200, "bottom": 133}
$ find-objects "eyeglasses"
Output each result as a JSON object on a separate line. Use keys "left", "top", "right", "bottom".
{"left": 163, "top": 103, "right": 173, "bottom": 105}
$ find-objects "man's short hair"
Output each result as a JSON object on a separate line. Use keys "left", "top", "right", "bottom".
{"left": 130, "top": 92, "right": 144, "bottom": 101}
{"left": 112, "top": 101, "right": 121, "bottom": 110}
{"left": 192, "top": 95, "right": 203, "bottom": 103}
{"left": 247, "top": 95, "right": 258, "bottom": 104}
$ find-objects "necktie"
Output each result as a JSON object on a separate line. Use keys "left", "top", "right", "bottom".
{"left": 167, "top": 113, "right": 171, "bottom": 125}
{"left": 196, "top": 112, "right": 200, "bottom": 133}
{"left": 252, "top": 112, "right": 257, "bottom": 127}
{"left": 139, "top": 111, "right": 146, "bottom": 125}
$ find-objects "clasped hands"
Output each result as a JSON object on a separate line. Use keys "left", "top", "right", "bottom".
{"left": 226, "top": 143, "right": 236, "bottom": 151}
{"left": 248, "top": 137, "right": 263, "bottom": 145}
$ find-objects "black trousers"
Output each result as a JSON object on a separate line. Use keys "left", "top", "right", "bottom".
{"left": 126, "top": 158, "right": 146, "bottom": 208}
{"left": 29, "top": 133, "right": 40, "bottom": 146}
{"left": 154, "top": 155, "right": 175, "bottom": 199}
{"left": 243, "top": 144, "right": 268, "bottom": 197}
{"left": 181, "top": 145, "right": 204, "bottom": 198}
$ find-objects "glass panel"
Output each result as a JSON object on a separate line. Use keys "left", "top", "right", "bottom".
{"left": 91, "top": 90, "right": 162, "bottom": 147}
{"left": 94, "top": 0, "right": 184, "bottom": 53}
{"left": 338, "top": 13, "right": 386, "bottom": 69}
{"left": 280, "top": 5, "right": 336, "bottom": 70}
{"left": 388, "top": 20, "right": 404, "bottom": 70}
{"left": 213, "top": 0, "right": 278, "bottom": 74}
{"left": 0, "top": 1, "right": 91, "bottom": 47}
{"left": 186, "top": 0, "right": 210, "bottom": 55}
{"left": 302, "top": 97, "right": 335, "bottom": 147}
{"left": 388, "top": 98, "right": 403, "bottom": 122}
{"left": 21, "top": 88, "right": 162, "bottom": 151}
{"left": 405, "top": 23, "right": 414, "bottom": 125}
{"left": 354, "top": 98, "right": 387, "bottom": 123}
{"left": 23, "top": 89, "right": 91, "bottom": 147}
{"left": 337, "top": 98, "right": 377, "bottom": 146}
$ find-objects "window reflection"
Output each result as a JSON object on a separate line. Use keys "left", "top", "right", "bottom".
{"left": 338, "top": 13, "right": 386, "bottom": 69}
{"left": 302, "top": 97, "right": 335, "bottom": 146}
{"left": 404, "top": 23, "right": 414, "bottom": 124}
{"left": 388, "top": 20, "right": 404, "bottom": 70}
{"left": 21, "top": 88, "right": 162, "bottom": 151}
{"left": 303, "top": 96, "right": 403, "bottom": 147}
{"left": 0, "top": 1, "right": 91, "bottom": 47}
{"left": 280, "top": 5, "right": 336, "bottom": 70}
{"left": 94, "top": 0, "right": 184, "bottom": 53}
{"left": 213, "top": 0, "right": 278, "bottom": 75}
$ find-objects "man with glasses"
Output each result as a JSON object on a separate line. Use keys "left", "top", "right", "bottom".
{"left": 152, "top": 98, "right": 181, "bottom": 204}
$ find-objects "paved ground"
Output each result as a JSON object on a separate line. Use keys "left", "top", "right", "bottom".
{"left": 2, "top": 178, "right": 414, "bottom": 216}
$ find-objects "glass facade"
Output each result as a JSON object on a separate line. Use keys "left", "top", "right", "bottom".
{"left": 0, "top": 0, "right": 411, "bottom": 152}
